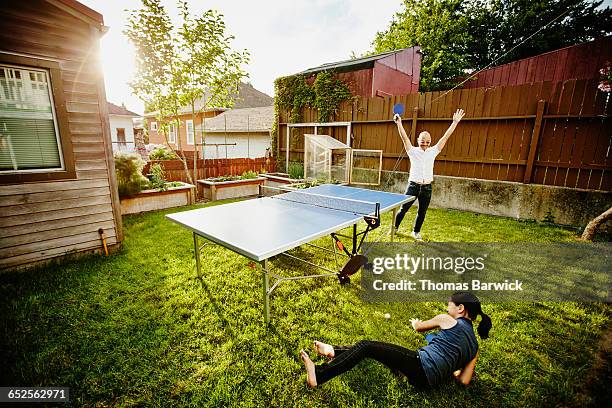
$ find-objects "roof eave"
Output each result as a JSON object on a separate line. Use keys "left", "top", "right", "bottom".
{"left": 47, "top": 0, "right": 105, "bottom": 28}
{"left": 296, "top": 47, "right": 421, "bottom": 76}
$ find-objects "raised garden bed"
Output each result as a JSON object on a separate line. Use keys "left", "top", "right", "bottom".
{"left": 198, "top": 177, "right": 266, "bottom": 201}
{"left": 261, "top": 172, "right": 304, "bottom": 188}
{"left": 120, "top": 182, "right": 196, "bottom": 215}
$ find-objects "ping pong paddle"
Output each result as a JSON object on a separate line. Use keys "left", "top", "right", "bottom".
{"left": 393, "top": 103, "right": 404, "bottom": 116}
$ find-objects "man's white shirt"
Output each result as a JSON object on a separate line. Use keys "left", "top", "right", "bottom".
{"left": 407, "top": 144, "right": 441, "bottom": 184}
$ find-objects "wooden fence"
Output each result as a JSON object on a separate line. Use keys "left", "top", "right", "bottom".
{"left": 278, "top": 78, "right": 611, "bottom": 191}
{"left": 459, "top": 36, "right": 611, "bottom": 89}
{"left": 144, "top": 157, "right": 275, "bottom": 182}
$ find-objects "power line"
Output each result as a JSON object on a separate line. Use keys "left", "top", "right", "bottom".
{"left": 430, "top": 1, "right": 580, "bottom": 104}
{"left": 384, "top": 1, "right": 582, "bottom": 186}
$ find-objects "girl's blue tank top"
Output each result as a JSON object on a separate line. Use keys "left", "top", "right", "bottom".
{"left": 417, "top": 317, "right": 479, "bottom": 386}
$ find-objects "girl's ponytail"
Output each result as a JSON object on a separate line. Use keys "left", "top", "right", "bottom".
{"left": 450, "top": 291, "right": 493, "bottom": 339}
{"left": 477, "top": 311, "right": 492, "bottom": 339}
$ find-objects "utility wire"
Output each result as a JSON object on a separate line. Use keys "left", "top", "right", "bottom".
{"left": 384, "top": 2, "right": 580, "bottom": 188}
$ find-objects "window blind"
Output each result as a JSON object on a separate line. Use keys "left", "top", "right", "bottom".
{"left": 0, "top": 65, "right": 62, "bottom": 171}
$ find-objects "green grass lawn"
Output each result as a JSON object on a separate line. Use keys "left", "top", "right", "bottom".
{"left": 1, "top": 201, "right": 610, "bottom": 407}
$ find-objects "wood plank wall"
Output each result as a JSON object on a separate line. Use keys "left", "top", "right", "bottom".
{"left": 460, "top": 37, "right": 611, "bottom": 89}
{"left": 278, "top": 79, "right": 611, "bottom": 191}
{"left": 0, "top": 1, "right": 122, "bottom": 270}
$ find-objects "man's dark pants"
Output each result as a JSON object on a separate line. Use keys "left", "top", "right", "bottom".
{"left": 394, "top": 181, "right": 432, "bottom": 232}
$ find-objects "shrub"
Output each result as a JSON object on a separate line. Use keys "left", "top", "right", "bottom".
{"left": 287, "top": 162, "right": 304, "bottom": 179}
{"left": 148, "top": 145, "right": 178, "bottom": 160}
{"left": 115, "top": 152, "right": 149, "bottom": 197}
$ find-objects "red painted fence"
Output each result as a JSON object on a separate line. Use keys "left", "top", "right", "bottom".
{"left": 460, "top": 37, "right": 611, "bottom": 89}
{"left": 144, "top": 157, "right": 275, "bottom": 183}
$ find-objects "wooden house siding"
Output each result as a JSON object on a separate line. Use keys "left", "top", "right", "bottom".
{"left": 146, "top": 110, "right": 221, "bottom": 152}
{"left": 0, "top": 0, "right": 122, "bottom": 270}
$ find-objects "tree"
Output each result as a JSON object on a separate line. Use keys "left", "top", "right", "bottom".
{"left": 125, "top": 0, "right": 249, "bottom": 185}
{"left": 581, "top": 206, "right": 612, "bottom": 241}
{"left": 176, "top": 1, "right": 249, "bottom": 181}
{"left": 464, "top": 0, "right": 612, "bottom": 70}
{"left": 372, "top": 0, "right": 471, "bottom": 91}
{"left": 371, "top": 0, "right": 612, "bottom": 90}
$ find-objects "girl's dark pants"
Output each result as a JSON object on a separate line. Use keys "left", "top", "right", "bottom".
{"left": 314, "top": 340, "right": 428, "bottom": 387}
{"left": 394, "top": 182, "right": 432, "bottom": 232}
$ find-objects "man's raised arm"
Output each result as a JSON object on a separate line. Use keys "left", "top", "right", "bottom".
{"left": 393, "top": 113, "right": 413, "bottom": 152}
{"left": 435, "top": 109, "right": 465, "bottom": 151}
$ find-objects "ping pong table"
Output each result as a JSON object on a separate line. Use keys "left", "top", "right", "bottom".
{"left": 166, "top": 184, "right": 414, "bottom": 323}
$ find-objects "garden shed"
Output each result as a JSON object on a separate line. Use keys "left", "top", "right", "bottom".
{"left": 298, "top": 47, "right": 422, "bottom": 97}
{"left": 0, "top": 0, "right": 123, "bottom": 270}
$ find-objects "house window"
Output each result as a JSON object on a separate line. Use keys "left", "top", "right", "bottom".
{"left": 116, "top": 128, "right": 126, "bottom": 146}
{"left": 151, "top": 121, "right": 157, "bottom": 131}
{"left": 186, "top": 119, "right": 194, "bottom": 145}
{"left": 168, "top": 123, "right": 176, "bottom": 143}
{"left": 0, "top": 64, "right": 63, "bottom": 173}
{"left": 0, "top": 55, "right": 74, "bottom": 183}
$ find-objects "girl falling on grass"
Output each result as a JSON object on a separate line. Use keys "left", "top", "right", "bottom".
{"left": 299, "top": 291, "right": 492, "bottom": 388}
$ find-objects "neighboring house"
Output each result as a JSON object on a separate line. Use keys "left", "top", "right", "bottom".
{"left": 107, "top": 102, "right": 140, "bottom": 153}
{"left": 459, "top": 36, "right": 612, "bottom": 89}
{"left": 145, "top": 83, "right": 273, "bottom": 155}
{"left": 196, "top": 106, "right": 273, "bottom": 159}
{"left": 0, "top": 0, "right": 123, "bottom": 270}
{"left": 297, "top": 47, "right": 422, "bottom": 97}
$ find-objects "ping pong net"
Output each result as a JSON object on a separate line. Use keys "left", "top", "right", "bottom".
{"left": 258, "top": 185, "right": 380, "bottom": 219}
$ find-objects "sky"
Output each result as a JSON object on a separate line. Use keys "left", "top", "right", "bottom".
{"left": 78, "top": 0, "right": 403, "bottom": 115}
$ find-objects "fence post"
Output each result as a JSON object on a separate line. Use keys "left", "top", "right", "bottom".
{"left": 410, "top": 107, "right": 419, "bottom": 146}
{"left": 523, "top": 100, "right": 546, "bottom": 184}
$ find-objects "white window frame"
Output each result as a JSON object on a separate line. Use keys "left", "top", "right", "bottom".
{"left": 116, "top": 128, "right": 126, "bottom": 144}
{"left": 0, "top": 63, "right": 64, "bottom": 174}
{"left": 168, "top": 123, "right": 176, "bottom": 144}
{"left": 349, "top": 149, "right": 383, "bottom": 186}
{"left": 151, "top": 121, "right": 157, "bottom": 131}
{"left": 186, "top": 119, "right": 194, "bottom": 145}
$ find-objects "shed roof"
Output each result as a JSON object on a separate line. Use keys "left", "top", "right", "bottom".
{"left": 297, "top": 48, "right": 417, "bottom": 76}
{"left": 197, "top": 106, "right": 273, "bottom": 133}
{"left": 305, "top": 134, "right": 349, "bottom": 150}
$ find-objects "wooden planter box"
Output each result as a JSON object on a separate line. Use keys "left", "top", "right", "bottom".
{"left": 261, "top": 172, "right": 304, "bottom": 189}
{"left": 198, "top": 177, "right": 266, "bottom": 201}
{"left": 120, "top": 183, "right": 195, "bottom": 215}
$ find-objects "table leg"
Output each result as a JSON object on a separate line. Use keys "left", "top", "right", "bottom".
{"left": 391, "top": 208, "right": 397, "bottom": 242}
{"left": 193, "top": 232, "right": 203, "bottom": 281}
{"left": 261, "top": 259, "right": 270, "bottom": 324}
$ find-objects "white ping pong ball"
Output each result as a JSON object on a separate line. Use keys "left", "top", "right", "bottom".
{"left": 384, "top": 313, "right": 391, "bottom": 319}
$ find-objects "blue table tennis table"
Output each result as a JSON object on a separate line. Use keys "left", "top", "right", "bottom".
{"left": 166, "top": 184, "right": 414, "bottom": 323}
